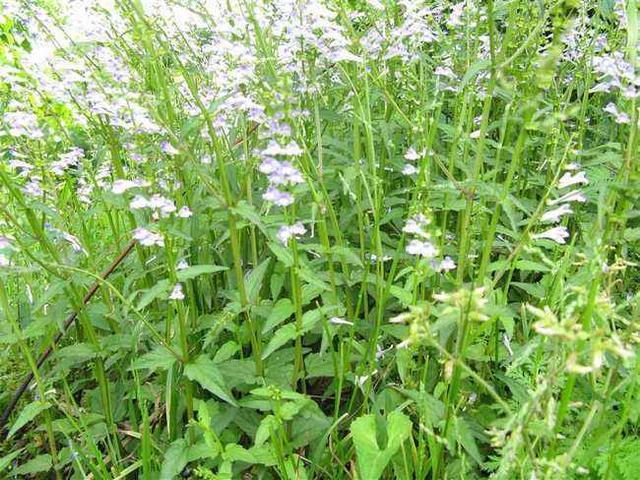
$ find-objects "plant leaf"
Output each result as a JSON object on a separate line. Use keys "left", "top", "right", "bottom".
{"left": 177, "top": 264, "right": 227, "bottom": 282}
{"left": 8, "top": 401, "right": 51, "bottom": 439}
{"left": 184, "top": 355, "right": 237, "bottom": 406}
{"left": 350, "top": 410, "right": 412, "bottom": 480}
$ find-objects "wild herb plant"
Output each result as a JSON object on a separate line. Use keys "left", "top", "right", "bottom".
{"left": 0, "top": 0, "right": 639, "bottom": 478}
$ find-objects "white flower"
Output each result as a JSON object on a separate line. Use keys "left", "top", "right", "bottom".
{"left": 330, "top": 49, "right": 362, "bottom": 63}
{"left": 402, "top": 164, "right": 418, "bottom": 176}
{"left": 404, "top": 147, "right": 421, "bottom": 161}
{"left": 329, "top": 317, "right": 353, "bottom": 326}
{"left": 603, "top": 102, "right": 630, "bottom": 124}
{"left": 0, "top": 254, "right": 9, "bottom": 267}
{"left": 111, "top": 179, "right": 149, "bottom": 194}
{"left": 406, "top": 239, "right": 438, "bottom": 257}
{"left": 177, "top": 259, "right": 189, "bottom": 270}
{"left": 129, "top": 195, "right": 149, "bottom": 209}
{"left": 541, "top": 204, "right": 573, "bottom": 223}
{"left": 277, "top": 222, "right": 306, "bottom": 245}
{"left": 558, "top": 171, "right": 588, "bottom": 189}
{"left": 177, "top": 206, "right": 192, "bottom": 218}
{"left": 433, "top": 256, "right": 456, "bottom": 272}
{"left": 533, "top": 226, "right": 569, "bottom": 244}
{"left": 133, "top": 227, "right": 164, "bottom": 247}
{"left": 169, "top": 283, "right": 184, "bottom": 300}
{"left": 161, "top": 141, "right": 180, "bottom": 155}
{"left": 263, "top": 186, "right": 294, "bottom": 207}
{"left": 548, "top": 190, "right": 586, "bottom": 205}
{"left": 470, "top": 129, "right": 481, "bottom": 139}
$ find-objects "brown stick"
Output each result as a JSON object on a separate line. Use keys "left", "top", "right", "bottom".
{"left": 0, "top": 239, "right": 137, "bottom": 439}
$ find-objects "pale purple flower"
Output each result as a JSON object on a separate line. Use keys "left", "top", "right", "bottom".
{"left": 533, "top": 226, "right": 570, "bottom": 244}
{"left": 133, "top": 227, "right": 164, "bottom": 247}
{"left": 262, "top": 140, "right": 303, "bottom": 157}
{"left": 169, "top": 283, "right": 184, "bottom": 300}
{"left": 277, "top": 222, "right": 307, "bottom": 245}
{"left": 177, "top": 206, "right": 192, "bottom": 218}
{"left": 129, "top": 195, "right": 149, "bottom": 210}
{"left": 111, "top": 179, "right": 149, "bottom": 194}
{"left": 402, "top": 164, "right": 418, "bottom": 176}
{"left": 177, "top": 259, "right": 189, "bottom": 270}
{"left": 603, "top": 102, "right": 630, "bottom": 124}
{"left": 432, "top": 256, "right": 456, "bottom": 272}
{"left": 263, "top": 186, "right": 294, "bottom": 207}
{"left": 403, "top": 215, "right": 430, "bottom": 237}
{"left": 541, "top": 204, "right": 573, "bottom": 223}
{"left": 558, "top": 171, "right": 588, "bottom": 189}
{"left": 548, "top": 190, "right": 587, "bottom": 205}
{"left": 406, "top": 239, "right": 438, "bottom": 257}
{"left": 161, "top": 141, "right": 180, "bottom": 155}
{"left": 404, "top": 147, "right": 421, "bottom": 161}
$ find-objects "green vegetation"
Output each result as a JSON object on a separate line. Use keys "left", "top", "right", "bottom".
{"left": 0, "top": 0, "right": 639, "bottom": 478}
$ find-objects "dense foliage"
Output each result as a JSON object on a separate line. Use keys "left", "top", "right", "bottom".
{"left": 0, "top": 0, "right": 639, "bottom": 478}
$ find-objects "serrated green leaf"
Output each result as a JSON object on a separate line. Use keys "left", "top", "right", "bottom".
{"left": 246, "top": 259, "right": 271, "bottom": 304}
{"left": 13, "top": 454, "right": 51, "bottom": 476}
{"left": 8, "top": 401, "right": 50, "bottom": 439}
{"left": 231, "top": 201, "right": 268, "bottom": 234}
{"left": 453, "top": 416, "right": 483, "bottom": 464}
{"left": 184, "top": 355, "right": 237, "bottom": 405}
{"left": 131, "top": 346, "right": 177, "bottom": 371}
{"left": 0, "top": 449, "right": 22, "bottom": 472}
{"left": 137, "top": 280, "right": 170, "bottom": 310}
{"left": 160, "top": 439, "right": 188, "bottom": 480}
{"left": 262, "top": 298, "right": 294, "bottom": 334}
{"left": 177, "top": 264, "right": 227, "bottom": 281}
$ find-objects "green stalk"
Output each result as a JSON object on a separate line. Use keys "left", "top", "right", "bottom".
{"left": 0, "top": 281, "right": 62, "bottom": 480}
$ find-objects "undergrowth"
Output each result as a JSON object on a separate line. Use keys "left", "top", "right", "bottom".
{"left": 0, "top": 0, "right": 639, "bottom": 478}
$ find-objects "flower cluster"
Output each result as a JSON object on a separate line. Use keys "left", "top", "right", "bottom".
{"left": 533, "top": 163, "right": 588, "bottom": 245}
{"left": 130, "top": 194, "right": 192, "bottom": 219}
{"left": 401, "top": 147, "right": 422, "bottom": 176}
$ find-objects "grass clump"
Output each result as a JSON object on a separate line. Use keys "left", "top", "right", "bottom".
{"left": 0, "top": 0, "right": 639, "bottom": 478}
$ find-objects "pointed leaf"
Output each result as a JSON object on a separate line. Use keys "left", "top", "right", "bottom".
{"left": 184, "top": 355, "right": 237, "bottom": 406}
{"left": 177, "top": 265, "right": 227, "bottom": 282}
{"left": 8, "top": 401, "right": 51, "bottom": 439}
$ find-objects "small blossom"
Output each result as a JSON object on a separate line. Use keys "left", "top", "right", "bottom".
{"left": 533, "top": 226, "right": 569, "bottom": 244}
{"left": 404, "top": 147, "right": 421, "bottom": 161}
{"left": 469, "top": 129, "right": 481, "bottom": 139}
{"left": 406, "top": 239, "right": 438, "bottom": 257}
{"left": 161, "top": 141, "right": 180, "bottom": 155}
{"left": 169, "top": 283, "right": 184, "bottom": 300}
{"left": 130, "top": 195, "right": 149, "bottom": 209}
{"left": 177, "top": 206, "right": 192, "bottom": 218}
{"left": 402, "top": 164, "right": 418, "bottom": 175}
{"left": 263, "top": 186, "right": 294, "bottom": 206}
{"left": 111, "top": 179, "right": 149, "bottom": 194}
{"left": 603, "top": 102, "right": 630, "bottom": 124}
{"left": 432, "top": 256, "right": 456, "bottom": 272}
{"left": 133, "top": 227, "right": 164, "bottom": 247}
{"left": 541, "top": 204, "right": 573, "bottom": 223}
{"left": 277, "top": 222, "right": 307, "bottom": 245}
{"left": 177, "top": 259, "right": 189, "bottom": 270}
{"left": 329, "top": 317, "right": 353, "bottom": 326}
{"left": 402, "top": 215, "right": 430, "bottom": 237}
{"left": 558, "top": 171, "right": 588, "bottom": 189}
{"left": 548, "top": 190, "right": 587, "bottom": 205}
